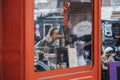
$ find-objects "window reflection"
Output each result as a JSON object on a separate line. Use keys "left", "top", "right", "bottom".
{"left": 34, "top": 0, "right": 93, "bottom": 72}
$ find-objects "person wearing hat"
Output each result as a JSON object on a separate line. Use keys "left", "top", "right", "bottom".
{"left": 101, "top": 47, "right": 116, "bottom": 80}
{"left": 35, "top": 27, "right": 63, "bottom": 48}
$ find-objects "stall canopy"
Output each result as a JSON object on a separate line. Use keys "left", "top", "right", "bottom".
{"left": 102, "top": 6, "right": 120, "bottom": 20}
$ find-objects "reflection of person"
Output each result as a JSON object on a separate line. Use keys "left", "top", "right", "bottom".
{"left": 35, "top": 28, "right": 64, "bottom": 71}
{"left": 35, "top": 24, "right": 41, "bottom": 43}
{"left": 101, "top": 47, "right": 115, "bottom": 80}
{"left": 35, "top": 27, "right": 63, "bottom": 48}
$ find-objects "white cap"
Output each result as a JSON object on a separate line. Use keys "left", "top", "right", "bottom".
{"left": 104, "top": 47, "right": 113, "bottom": 54}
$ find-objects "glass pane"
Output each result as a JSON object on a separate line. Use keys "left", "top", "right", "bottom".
{"left": 34, "top": 0, "right": 93, "bottom": 72}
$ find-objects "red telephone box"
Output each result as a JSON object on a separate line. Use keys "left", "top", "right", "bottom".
{"left": 0, "top": 0, "right": 101, "bottom": 80}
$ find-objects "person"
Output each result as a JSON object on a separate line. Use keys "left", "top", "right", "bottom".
{"left": 101, "top": 47, "right": 116, "bottom": 80}
{"left": 35, "top": 27, "right": 63, "bottom": 48}
{"left": 35, "top": 24, "right": 41, "bottom": 44}
{"left": 34, "top": 27, "right": 64, "bottom": 71}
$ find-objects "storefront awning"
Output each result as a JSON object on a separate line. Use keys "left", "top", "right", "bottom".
{"left": 111, "top": 11, "right": 120, "bottom": 19}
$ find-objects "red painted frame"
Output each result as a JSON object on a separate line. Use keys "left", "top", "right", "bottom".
{"left": 0, "top": 0, "right": 3, "bottom": 79}
{"left": 1, "top": 0, "right": 101, "bottom": 80}
{"left": 26, "top": 0, "right": 101, "bottom": 79}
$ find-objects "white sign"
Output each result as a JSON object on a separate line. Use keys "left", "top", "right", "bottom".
{"left": 68, "top": 47, "right": 78, "bottom": 67}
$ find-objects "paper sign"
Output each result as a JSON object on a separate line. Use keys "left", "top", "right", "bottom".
{"left": 68, "top": 47, "right": 78, "bottom": 67}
